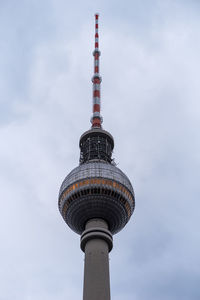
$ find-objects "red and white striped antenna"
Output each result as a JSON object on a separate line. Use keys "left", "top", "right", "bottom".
{"left": 91, "top": 13, "right": 102, "bottom": 128}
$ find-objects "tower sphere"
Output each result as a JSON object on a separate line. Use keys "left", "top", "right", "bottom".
{"left": 59, "top": 160, "right": 135, "bottom": 235}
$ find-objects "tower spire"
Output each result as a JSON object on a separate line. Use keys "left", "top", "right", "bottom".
{"left": 91, "top": 13, "right": 102, "bottom": 128}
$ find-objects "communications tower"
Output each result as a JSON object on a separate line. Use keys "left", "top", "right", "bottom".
{"left": 58, "top": 14, "right": 135, "bottom": 300}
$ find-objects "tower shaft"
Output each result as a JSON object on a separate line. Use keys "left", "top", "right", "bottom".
{"left": 81, "top": 219, "right": 112, "bottom": 300}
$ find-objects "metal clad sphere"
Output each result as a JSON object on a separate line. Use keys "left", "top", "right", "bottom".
{"left": 58, "top": 161, "right": 135, "bottom": 234}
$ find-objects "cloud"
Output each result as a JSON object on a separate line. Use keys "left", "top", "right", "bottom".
{"left": 0, "top": 1, "right": 200, "bottom": 299}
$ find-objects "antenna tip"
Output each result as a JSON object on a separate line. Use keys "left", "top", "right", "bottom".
{"left": 95, "top": 13, "right": 99, "bottom": 18}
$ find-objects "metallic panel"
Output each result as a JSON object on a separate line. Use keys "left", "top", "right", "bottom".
{"left": 59, "top": 161, "right": 134, "bottom": 196}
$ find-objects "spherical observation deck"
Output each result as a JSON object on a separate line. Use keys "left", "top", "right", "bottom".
{"left": 58, "top": 161, "right": 135, "bottom": 234}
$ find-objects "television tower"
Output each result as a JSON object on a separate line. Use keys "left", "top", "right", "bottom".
{"left": 58, "top": 14, "right": 135, "bottom": 300}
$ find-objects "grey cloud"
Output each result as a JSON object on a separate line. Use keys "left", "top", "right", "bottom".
{"left": 0, "top": 1, "right": 200, "bottom": 299}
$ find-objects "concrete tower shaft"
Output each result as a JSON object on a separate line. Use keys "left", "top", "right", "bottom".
{"left": 81, "top": 219, "right": 112, "bottom": 300}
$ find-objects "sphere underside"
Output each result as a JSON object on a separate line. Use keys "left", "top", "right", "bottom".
{"left": 58, "top": 161, "right": 135, "bottom": 234}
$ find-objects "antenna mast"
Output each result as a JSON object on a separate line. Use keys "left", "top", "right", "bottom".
{"left": 91, "top": 13, "right": 102, "bottom": 128}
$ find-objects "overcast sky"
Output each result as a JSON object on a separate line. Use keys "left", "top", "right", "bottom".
{"left": 0, "top": 0, "right": 200, "bottom": 299}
